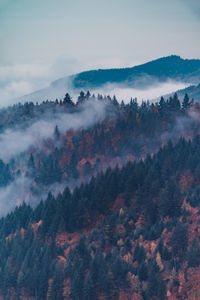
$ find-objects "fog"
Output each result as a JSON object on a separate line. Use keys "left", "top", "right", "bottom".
{"left": 14, "top": 78, "right": 189, "bottom": 107}
{"left": 0, "top": 98, "right": 114, "bottom": 215}
{"left": 0, "top": 177, "right": 32, "bottom": 216}
{"left": 90, "top": 81, "right": 189, "bottom": 103}
{"left": 0, "top": 101, "right": 198, "bottom": 217}
{"left": 0, "top": 99, "right": 111, "bottom": 162}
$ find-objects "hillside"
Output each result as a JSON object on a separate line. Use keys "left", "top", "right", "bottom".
{"left": 0, "top": 91, "right": 198, "bottom": 206}
{"left": 175, "top": 83, "right": 200, "bottom": 102}
{"left": 18, "top": 56, "right": 200, "bottom": 103}
{"left": 0, "top": 92, "right": 200, "bottom": 299}
{"left": 72, "top": 55, "right": 200, "bottom": 89}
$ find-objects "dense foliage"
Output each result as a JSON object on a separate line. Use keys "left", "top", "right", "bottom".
{"left": 0, "top": 91, "right": 200, "bottom": 299}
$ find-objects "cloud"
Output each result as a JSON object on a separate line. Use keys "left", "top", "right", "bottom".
{"left": 0, "top": 99, "right": 110, "bottom": 162}
{"left": 0, "top": 62, "right": 49, "bottom": 106}
{"left": 0, "top": 81, "right": 36, "bottom": 106}
{"left": 0, "top": 57, "right": 83, "bottom": 107}
{"left": 0, "top": 176, "right": 32, "bottom": 216}
{"left": 90, "top": 81, "right": 189, "bottom": 103}
{"left": 0, "top": 98, "right": 112, "bottom": 215}
{"left": 0, "top": 88, "right": 197, "bottom": 216}
{"left": 0, "top": 176, "right": 63, "bottom": 217}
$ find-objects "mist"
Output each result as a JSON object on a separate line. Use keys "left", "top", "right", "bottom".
{"left": 0, "top": 58, "right": 83, "bottom": 107}
{"left": 0, "top": 176, "right": 74, "bottom": 217}
{"left": 0, "top": 92, "right": 199, "bottom": 216}
{"left": 89, "top": 81, "right": 189, "bottom": 104}
{"left": 0, "top": 98, "right": 114, "bottom": 215}
{"left": 0, "top": 177, "right": 33, "bottom": 216}
{"left": 0, "top": 99, "right": 111, "bottom": 162}
{"left": 14, "top": 78, "right": 189, "bottom": 108}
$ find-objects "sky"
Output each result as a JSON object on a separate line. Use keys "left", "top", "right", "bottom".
{"left": 0, "top": 0, "right": 200, "bottom": 104}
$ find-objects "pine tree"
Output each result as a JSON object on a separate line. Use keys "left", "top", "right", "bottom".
{"left": 54, "top": 125, "right": 60, "bottom": 140}
{"left": 63, "top": 93, "right": 75, "bottom": 107}
{"left": 188, "top": 238, "right": 200, "bottom": 267}
{"left": 83, "top": 274, "right": 96, "bottom": 300}
{"left": 49, "top": 264, "right": 64, "bottom": 300}
{"left": 182, "top": 93, "right": 190, "bottom": 110}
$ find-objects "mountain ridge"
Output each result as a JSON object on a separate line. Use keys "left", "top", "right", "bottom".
{"left": 17, "top": 55, "right": 200, "bottom": 103}
{"left": 72, "top": 55, "right": 200, "bottom": 88}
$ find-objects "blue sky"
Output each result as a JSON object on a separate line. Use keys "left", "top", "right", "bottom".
{"left": 0, "top": 0, "right": 200, "bottom": 103}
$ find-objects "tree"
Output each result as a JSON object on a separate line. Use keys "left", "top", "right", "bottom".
{"left": 28, "top": 153, "right": 35, "bottom": 169}
{"left": 49, "top": 263, "right": 64, "bottom": 300}
{"left": 134, "top": 243, "right": 146, "bottom": 263}
{"left": 54, "top": 125, "right": 60, "bottom": 140}
{"left": 111, "top": 255, "right": 128, "bottom": 286}
{"left": 77, "top": 91, "right": 86, "bottom": 105}
{"left": 86, "top": 91, "right": 91, "bottom": 100}
{"left": 63, "top": 93, "right": 75, "bottom": 107}
{"left": 147, "top": 271, "right": 166, "bottom": 299}
{"left": 188, "top": 239, "right": 200, "bottom": 267}
{"left": 159, "top": 96, "right": 166, "bottom": 112}
{"left": 112, "top": 95, "right": 119, "bottom": 108}
{"left": 158, "top": 180, "right": 181, "bottom": 218}
{"left": 171, "top": 222, "right": 188, "bottom": 256}
{"left": 182, "top": 93, "right": 190, "bottom": 110}
{"left": 146, "top": 259, "right": 166, "bottom": 299}
{"left": 70, "top": 266, "right": 84, "bottom": 300}
{"left": 83, "top": 161, "right": 92, "bottom": 178}
{"left": 83, "top": 274, "right": 96, "bottom": 300}
{"left": 169, "top": 93, "right": 181, "bottom": 112}
{"left": 138, "top": 262, "right": 148, "bottom": 281}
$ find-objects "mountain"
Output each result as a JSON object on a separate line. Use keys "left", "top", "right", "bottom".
{"left": 175, "top": 83, "right": 200, "bottom": 102}
{"left": 1, "top": 92, "right": 200, "bottom": 299}
{"left": 2, "top": 60, "right": 200, "bottom": 299}
{"left": 72, "top": 55, "right": 200, "bottom": 89}
{"left": 18, "top": 55, "right": 200, "bottom": 103}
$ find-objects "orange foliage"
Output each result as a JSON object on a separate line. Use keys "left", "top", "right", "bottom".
{"left": 116, "top": 224, "right": 126, "bottom": 236}
{"left": 47, "top": 278, "right": 53, "bottom": 300}
{"left": 32, "top": 220, "right": 42, "bottom": 233}
{"left": 20, "top": 228, "right": 25, "bottom": 239}
{"left": 56, "top": 232, "right": 81, "bottom": 247}
{"left": 184, "top": 267, "right": 200, "bottom": 300}
{"left": 179, "top": 171, "right": 194, "bottom": 193}
{"left": 5, "top": 232, "right": 17, "bottom": 241}
{"left": 136, "top": 212, "right": 146, "bottom": 228}
{"left": 131, "top": 293, "right": 143, "bottom": 300}
{"left": 112, "top": 194, "right": 125, "bottom": 210}
{"left": 59, "top": 152, "right": 71, "bottom": 168}
{"left": 63, "top": 278, "right": 71, "bottom": 299}
{"left": 57, "top": 255, "right": 66, "bottom": 266}
{"left": 118, "top": 290, "right": 129, "bottom": 300}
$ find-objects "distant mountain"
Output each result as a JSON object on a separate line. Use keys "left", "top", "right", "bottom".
{"left": 18, "top": 55, "right": 200, "bottom": 102}
{"left": 175, "top": 83, "right": 200, "bottom": 102}
{"left": 18, "top": 77, "right": 72, "bottom": 103}
{"left": 72, "top": 55, "right": 200, "bottom": 89}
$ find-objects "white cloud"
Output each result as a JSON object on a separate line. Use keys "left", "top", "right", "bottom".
{"left": 0, "top": 99, "right": 110, "bottom": 162}
{"left": 0, "top": 81, "right": 36, "bottom": 106}
{"left": 91, "top": 81, "right": 189, "bottom": 103}
{"left": 0, "top": 57, "right": 83, "bottom": 106}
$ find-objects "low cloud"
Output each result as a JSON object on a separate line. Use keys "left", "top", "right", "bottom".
{"left": 90, "top": 81, "right": 189, "bottom": 104}
{"left": 0, "top": 176, "right": 32, "bottom": 216}
{"left": 0, "top": 99, "right": 110, "bottom": 162}
{"left": 0, "top": 57, "right": 83, "bottom": 107}
{"left": 0, "top": 81, "right": 36, "bottom": 106}
{"left": 0, "top": 98, "right": 112, "bottom": 215}
{"left": 0, "top": 93, "right": 198, "bottom": 216}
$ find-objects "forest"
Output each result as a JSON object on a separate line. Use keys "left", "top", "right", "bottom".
{"left": 0, "top": 91, "right": 200, "bottom": 299}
